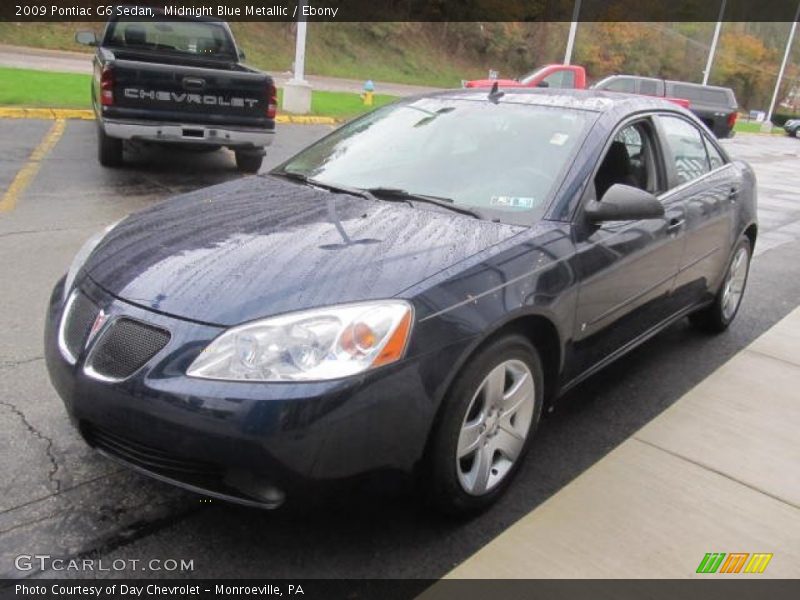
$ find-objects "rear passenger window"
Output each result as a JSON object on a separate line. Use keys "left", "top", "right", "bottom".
{"left": 658, "top": 115, "right": 711, "bottom": 185}
{"left": 604, "top": 78, "right": 636, "bottom": 93}
{"left": 639, "top": 80, "right": 660, "bottom": 96}
{"left": 704, "top": 137, "right": 726, "bottom": 170}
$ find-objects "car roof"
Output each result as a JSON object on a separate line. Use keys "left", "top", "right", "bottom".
{"left": 414, "top": 87, "right": 686, "bottom": 114}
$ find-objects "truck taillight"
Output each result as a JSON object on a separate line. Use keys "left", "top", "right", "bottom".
{"left": 727, "top": 111, "right": 738, "bottom": 128}
{"left": 266, "top": 83, "right": 277, "bottom": 119}
{"left": 100, "top": 66, "right": 114, "bottom": 106}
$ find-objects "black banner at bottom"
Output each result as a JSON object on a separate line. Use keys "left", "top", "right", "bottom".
{"left": 2, "top": 579, "right": 800, "bottom": 600}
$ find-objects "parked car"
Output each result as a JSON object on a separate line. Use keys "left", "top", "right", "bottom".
{"left": 75, "top": 11, "right": 276, "bottom": 172}
{"left": 45, "top": 89, "right": 757, "bottom": 515}
{"left": 784, "top": 119, "right": 799, "bottom": 137}
{"left": 593, "top": 75, "right": 738, "bottom": 138}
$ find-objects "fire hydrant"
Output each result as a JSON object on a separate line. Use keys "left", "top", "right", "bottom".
{"left": 361, "top": 80, "right": 375, "bottom": 106}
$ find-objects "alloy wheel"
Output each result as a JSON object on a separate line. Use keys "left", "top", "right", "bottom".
{"left": 456, "top": 359, "right": 535, "bottom": 496}
{"left": 721, "top": 246, "right": 749, "bottom": 321}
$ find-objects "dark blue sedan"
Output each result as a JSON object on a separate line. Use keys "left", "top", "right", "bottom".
{"left": 45, "top": 89, "right": 757, "bottom": 515}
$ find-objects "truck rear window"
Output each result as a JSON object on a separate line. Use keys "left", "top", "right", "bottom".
{"left": 105, "top": 20, "right": 236, "bottom": 60}
{"left": 671, "top": 85, "right": 732, "bottom": 107}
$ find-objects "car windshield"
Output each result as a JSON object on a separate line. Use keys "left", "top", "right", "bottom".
{"left": 277, "top": 98, "right": 593, "bottom": 225}
{"left": 104, "top": 19, "right": 236, "bottom": 60}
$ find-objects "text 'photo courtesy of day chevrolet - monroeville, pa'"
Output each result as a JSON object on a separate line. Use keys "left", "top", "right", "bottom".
{"left": 0, "top": 0, "right": 799, "bottom": 599}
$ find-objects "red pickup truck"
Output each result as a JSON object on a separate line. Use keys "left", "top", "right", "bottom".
{"left": 464, "top": 64, "right": 691, "bottom": 109}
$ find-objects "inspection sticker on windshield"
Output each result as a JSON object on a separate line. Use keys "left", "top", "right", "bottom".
{"left": 490, "top": 196, "right": 537, "bottom": 209}
{"left": 550, "top": 132, "right": 570, "bottom": 146}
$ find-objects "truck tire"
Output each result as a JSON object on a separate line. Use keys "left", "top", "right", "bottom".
{"left": 97, "top": 127, "right": 123, "bottom": 167}
{"left": 235, "top": 151, "right": 263, "bottom": 173}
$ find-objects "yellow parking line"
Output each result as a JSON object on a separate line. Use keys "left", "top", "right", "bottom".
{"left": 0, "top": 106, "right": 339, "bottom": 125}
{"left": 0, "top": 119, "right": 66, "bottom": 213}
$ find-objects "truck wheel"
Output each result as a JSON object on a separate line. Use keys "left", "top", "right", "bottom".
{"left": 235, "top": 151, "right": 263, "bottom": 173}
{"left": 97, "top": 127, "right": 123, "bottom": 167}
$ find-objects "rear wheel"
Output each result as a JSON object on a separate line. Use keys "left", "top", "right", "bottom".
{"left": 235, "top": 151, "right": 263, "bottom": 173}
{"left": 97, "top": 127, "right": 123, "bottom": 167}
{"left": 426, "top": 334, "right": 543, "bottom": 516}
{"left": 690, "top": 236, "right": 751, "bottom": 332}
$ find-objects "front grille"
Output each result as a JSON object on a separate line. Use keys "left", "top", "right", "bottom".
{"left": 62, "top": 292, "right": 99, "bottom": 360}
{"left": 83, "top": 424, "right": 222, "bottom": 477}
{"left": 88, "top": 318, "right": 170, "bottom": 380}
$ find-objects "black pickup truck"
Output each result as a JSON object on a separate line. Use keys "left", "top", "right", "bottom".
{"left": 76, "top": 13, "right": 276, "bottom": 172}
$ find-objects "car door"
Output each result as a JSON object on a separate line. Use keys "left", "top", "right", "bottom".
{"left": 655, "top": 114, "right": 738, "bottom": 307}
{"left": 565, "top": 116, "right": 688, "bottom": 383}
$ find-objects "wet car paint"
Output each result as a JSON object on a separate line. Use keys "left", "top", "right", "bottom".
{"left": 82, "top": 175, "right": 526, "bottom": 326}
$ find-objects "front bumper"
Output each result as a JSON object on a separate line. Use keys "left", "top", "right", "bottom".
{"left": 44, "top": 277, "right": 448, "bottom": 508}
{"left": 102, "top": 118, "right": 274, "bottom": 150}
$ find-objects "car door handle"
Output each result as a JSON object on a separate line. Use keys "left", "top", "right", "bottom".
{"left": 667, "top": 217, "right": 685, "bottom": 230}
{"left": 729, "top": 187, "right": 739, "bottom": 203}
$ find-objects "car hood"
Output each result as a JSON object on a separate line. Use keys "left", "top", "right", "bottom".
{"left": 84, "top": 176, "right": 525, "bottom": 326}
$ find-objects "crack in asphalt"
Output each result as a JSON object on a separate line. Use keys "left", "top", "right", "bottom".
{"left": 0, "top": 225, "right": 99, "bottom": 239}
{"left": 0, "top": 356, "right": 44, "bottom": 370}
{"left": 0, "top": 399, "right": 62, "bottom": 494}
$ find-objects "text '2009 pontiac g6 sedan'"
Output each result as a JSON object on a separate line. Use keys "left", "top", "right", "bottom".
{"left": 45, "top": 89, "right": 757, "bottom": 515}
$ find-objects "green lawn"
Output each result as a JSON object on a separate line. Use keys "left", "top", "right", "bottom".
{"left": 0, "top": 67, "right": 91, "bottom": 108}
{"left": 733, "top": 120, "right": 782, "bottom": 135}
{"left": 0, "top": 66, "right": 397, "bottom": 119}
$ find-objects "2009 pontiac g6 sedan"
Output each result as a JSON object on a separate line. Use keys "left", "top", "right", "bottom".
{"left": 45, "top": 89, "right": 757, "bottom": 515}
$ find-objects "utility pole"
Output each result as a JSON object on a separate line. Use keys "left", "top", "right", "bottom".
{"left": 702, "top": 0, "right": 726, "bottom": 85}
{"left": 563, "top": 0, "right": 581, "bottom": 65}
{"left": 282, "top": 0, "right": 311, "bottom": 114}
{"left": 765, "top": 2, "right": 800, "bottom": 127}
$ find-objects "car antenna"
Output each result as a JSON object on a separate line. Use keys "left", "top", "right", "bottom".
{"left": 488, "top": 81, "right": 504, "bottom": 103}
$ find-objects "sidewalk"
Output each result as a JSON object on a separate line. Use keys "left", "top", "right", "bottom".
{"left": 442, "top": 307, "right": 800, "bottom": 579}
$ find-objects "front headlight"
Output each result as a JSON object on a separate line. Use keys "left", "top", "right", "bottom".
{"left": 63, "top": 219, "right": 123, "bottom": 301}
{"left": 187, "top": 300, "right": 414, "bottom": 382}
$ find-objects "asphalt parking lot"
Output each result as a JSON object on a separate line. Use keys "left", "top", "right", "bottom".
{"left": 1, "top": 119, "right": 800, "bottom": 579}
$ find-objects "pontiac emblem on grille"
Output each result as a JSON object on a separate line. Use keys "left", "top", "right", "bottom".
{"left": 88, "top": 310, "right": 108, "bottom": 342}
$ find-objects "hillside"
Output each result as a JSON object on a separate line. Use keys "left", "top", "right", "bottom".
{"left": 0, "top": 21, "right": 797, "bottom": 110}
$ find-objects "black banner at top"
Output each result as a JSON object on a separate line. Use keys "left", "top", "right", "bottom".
{"left": 2, "top": 0, "right": 800, "bottom": 22}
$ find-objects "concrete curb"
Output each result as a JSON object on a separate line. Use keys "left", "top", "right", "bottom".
{"left": 0, "top": 106, "right": 339, "bottom": 125}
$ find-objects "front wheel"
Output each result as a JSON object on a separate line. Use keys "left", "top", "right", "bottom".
{"left": 235, "top": 151, "right": 263, "bottom": 173}
{"left": 690, "top": 236, "right": 751, "bottom": 332}
{"left": 425, "top": 334, "right": 544, "bottom": 516}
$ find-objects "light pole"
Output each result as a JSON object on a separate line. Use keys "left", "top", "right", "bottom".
{"left": 765, "top": 3, "right": 800, "bottom": 127}
{"left": 563, "top": 0, "right": 581, "bottom": 65}
{"left": 282, "top": 0, "right": 312, "bottom": 114}
{"left": 702, "top": 0, "right": 726, "bottom": 85}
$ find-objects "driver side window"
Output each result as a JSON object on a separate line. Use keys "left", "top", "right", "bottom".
{"left": 594, "top": 121, "right": 661, "bottom": 200}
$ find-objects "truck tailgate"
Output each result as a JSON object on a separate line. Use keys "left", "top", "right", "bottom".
{"left": 107, "top": 59, "right": 271, "bottom": 128}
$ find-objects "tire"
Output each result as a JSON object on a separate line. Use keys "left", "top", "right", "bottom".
{"left": 789, "top": 128, "right": 798, "bottom": 138}
{"left": 235, "top": 151, "right": 263, "bottom": 173}
{"left": 425, "top": 334, "right": 544, "bottom": 516}
{"left": 97, "top": 127, "right": 123, "bottom": 167}
{"left": 689, "top": 236, "right": 752, "bottom": 333}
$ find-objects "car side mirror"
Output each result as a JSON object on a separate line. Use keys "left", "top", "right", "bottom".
{"left": 75, "top": 31, "right": 97, "bottom": 46}
{"left": 585, "top": 184, "right": 665, "bottom": 222}
{"left": 238, "top": 49, "right": 246, "bottom": 60}
{"left": 536, "top": 80, "right": 550, "bottom": 88}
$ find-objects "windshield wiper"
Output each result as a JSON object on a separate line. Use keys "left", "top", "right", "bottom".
{"left": 272, "top": 171, "right": 375, "bottom": 201}
{"left": 363, "top": 187, "right": 484, "bottom": 219}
